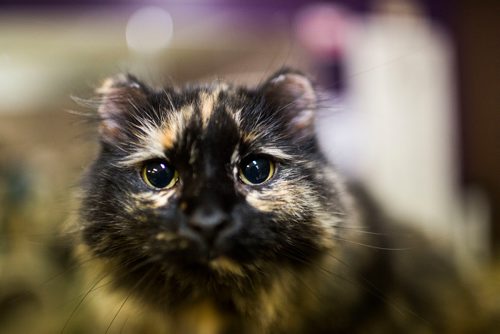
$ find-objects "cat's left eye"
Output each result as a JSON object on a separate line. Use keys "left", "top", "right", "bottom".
{"left": 141, "top": 160, "right": 178, "bottom": 189}
{"left": 239, "top": 156, "right": 275, "bottom": 185}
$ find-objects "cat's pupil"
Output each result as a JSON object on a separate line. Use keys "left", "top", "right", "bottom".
{"left": 240, "top": 157, "right": 273, "bottom": 185}
{"left": 143, "top": 160, "right": 175, "bottom": 189}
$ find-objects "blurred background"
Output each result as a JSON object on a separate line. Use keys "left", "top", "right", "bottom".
{"left": 0, "top": 0, "right": 498, "bottom": 333}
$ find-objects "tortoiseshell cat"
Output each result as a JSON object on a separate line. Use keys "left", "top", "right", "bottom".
{"left": 77, "top": 70, "right": 489, "bottom": 333}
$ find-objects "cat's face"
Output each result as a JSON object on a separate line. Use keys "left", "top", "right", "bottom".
{"left": 80, "top": 70, "right": 345, "bottom": 303}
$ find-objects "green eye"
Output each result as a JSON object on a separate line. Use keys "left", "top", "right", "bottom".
{"left": 239, "top": 156, "right": 275, "bottom": 185}
{"left": 141, "top": 160, "right": 178, "bottom": 189}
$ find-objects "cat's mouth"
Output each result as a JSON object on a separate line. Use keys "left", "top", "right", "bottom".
{"left": 171, "top": 218, "right": 241, "bottom": 259}
{"left": 153, "top": 228, "right": 246, "bottom": 273}
{"left": 162, "top": 248, "right": 247, "bottom": 278}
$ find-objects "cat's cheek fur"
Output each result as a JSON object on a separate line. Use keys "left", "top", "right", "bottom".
{"left": 129, "top": 190, "right": 178, "bottom": 210}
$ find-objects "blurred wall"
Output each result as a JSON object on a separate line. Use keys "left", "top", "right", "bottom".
{"left": 455, "top": 0, "right": 500, "bottom": 258}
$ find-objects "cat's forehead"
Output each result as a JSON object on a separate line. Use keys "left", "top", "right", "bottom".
{"left": 196, "top": 83, "right": 238, "bottom": 127}
{"left": 162, "top": 83, "right": 242, "bottom": 147}
{"left": 119, "top": 83, "right": 247, "bottom": 166}
{"left": 114, "top": 78, "right": 298, "bottom": 167}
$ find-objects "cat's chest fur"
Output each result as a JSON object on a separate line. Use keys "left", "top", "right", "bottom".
{"left": 76, "top": 70, "right": 484, "bottom": 333}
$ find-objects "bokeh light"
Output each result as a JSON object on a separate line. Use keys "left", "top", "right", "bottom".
{"left": 126, "top": 6, "right": 173, "bottom": 54}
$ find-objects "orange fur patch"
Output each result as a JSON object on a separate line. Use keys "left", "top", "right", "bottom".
{"left": 160, "top": 128, "right": 176, "bottom": 150}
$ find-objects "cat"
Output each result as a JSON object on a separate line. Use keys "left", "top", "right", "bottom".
{"left": 76, "top": 69, "right": 490, "bottom": 333}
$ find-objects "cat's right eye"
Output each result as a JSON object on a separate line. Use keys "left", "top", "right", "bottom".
{"left": 141, "top": 160, "right": 178, "bottom": 189}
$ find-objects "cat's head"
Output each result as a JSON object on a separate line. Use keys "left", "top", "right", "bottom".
{"left": 79, "top": 69, "right": 347, "bottom": 303}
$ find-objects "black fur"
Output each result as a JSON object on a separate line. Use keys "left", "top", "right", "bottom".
{"left": 78, "top": 70, "right": 485, "bottom": 333}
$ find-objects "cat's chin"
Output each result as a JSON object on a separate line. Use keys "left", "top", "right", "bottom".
{"left": 162, "top": 247, "right": 247, "bottom": 277}
{"left": 208, "top": 256, "right": 246, "bottom": 276}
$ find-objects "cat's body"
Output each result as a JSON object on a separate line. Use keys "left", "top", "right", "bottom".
{"left": 77, "top": 70, "right": 488, "bottom": 333}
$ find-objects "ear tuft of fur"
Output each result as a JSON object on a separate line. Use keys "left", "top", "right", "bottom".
{"left": 96, "top": 74, "right": 148, "bottom": 144}
{"left": 96, "top": 73, "right": 144, "bottom": 95}
{"left": 262, "top": 69, "right": 317, "bottom": 138}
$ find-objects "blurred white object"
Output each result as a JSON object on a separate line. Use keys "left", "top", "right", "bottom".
{"left": 350, "top": 8, "right": 457, "bottom": 240}
{"left": 322, "top": 0, "right": 490, "bottom": 266}
{"left": 126, "top": 6, "right": 173, "bottom": 54}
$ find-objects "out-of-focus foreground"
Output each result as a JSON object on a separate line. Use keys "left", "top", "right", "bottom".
{"left": 0, "top": 0, "right": 498, "bottom": 333}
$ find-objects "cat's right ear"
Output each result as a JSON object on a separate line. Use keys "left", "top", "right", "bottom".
{"left": 96, "top": 74, "right": 148, "bottom": 144}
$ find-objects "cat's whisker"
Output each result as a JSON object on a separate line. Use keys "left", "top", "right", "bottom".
{"left": 331, "top": 224, "right": 413, "bottom": 237}
{"left": 325, "top": 252, "right": 432, "bottom": 327}
{"left": 279, "top": 265, "right": 325, "bottom": 304}
{"left": 104, "top": 270, "right": 150, "bottom": 334}
{"left": 57, "top": 276, "right": 114, "bottom": 310}
{"left": 58, "top": 252, "right": 160, "bottom": 317}
{"left": 331, "top": 235, "right": 412, "bottom": 251}
{"left": 39, "top": 255, "right": 97, "bottom": 288}
{"left": 279, "top": 251, "right": 349, "bottom": 283}
{"left": 280, "top": 239, "right": 431, "bottom": 328}
{"left": 60, "top": 268, "right": 111, "bottom": 334}
{"left": 118, "top": 316, "right": 130, "bottom": 334}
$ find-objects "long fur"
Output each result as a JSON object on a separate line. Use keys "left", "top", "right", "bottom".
{"left": 76, "top": 70, "right": 488, "bottom": 333}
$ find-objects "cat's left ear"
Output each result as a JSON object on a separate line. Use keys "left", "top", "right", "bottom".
{"left": 261, "top": 69, "right": 317, "bottom": 138}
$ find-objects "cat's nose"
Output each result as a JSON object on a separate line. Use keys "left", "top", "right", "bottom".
{"left": 186, "top": 206, "right": 230, "bottom": 245}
